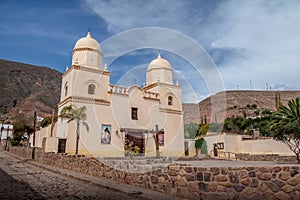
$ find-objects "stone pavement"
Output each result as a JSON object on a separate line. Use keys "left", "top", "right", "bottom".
{"left": 0, "top": 150, "right": 180, "bottom": 200}
{"left": 0, "top": 168, "right": 46, "bottom": 200}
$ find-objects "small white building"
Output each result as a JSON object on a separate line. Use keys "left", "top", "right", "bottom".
{"left": 206, "top": 132, "right": 293, "bottom": 157}
{"left": 33, "top": 32, "right": 185, "bottom": 157}
{"left": 0, "top": 124, "right": 13, "bottom": 140}
{"left": 0, "top": 124, "right": 13, "bottom": 146}
{"left": 187, "top": 132, "right": 294, "bottom": 158}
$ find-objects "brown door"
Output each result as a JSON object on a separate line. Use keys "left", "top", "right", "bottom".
{"left": 213, "top": 143, "right": 218, "bottom": 157}
{"left": 184, "top": 142, "right": 189, "bottom": 156}
{"left": 58, "top": 139, "right": 66, "bottom": 153}
{"left": 125, "top": 132, "right": 145, "bottom": 156}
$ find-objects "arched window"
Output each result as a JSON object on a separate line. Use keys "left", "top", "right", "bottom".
{"left": 64, "top": 83, "right": 68, "bottom": 97}
{"left": 88, "top": 84, "right": 96, "bottom": 94}
{"left": 168, "top": 96, "right": 173, "bottom": 105}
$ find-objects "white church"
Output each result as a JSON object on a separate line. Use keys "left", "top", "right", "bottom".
{"left": 32, "top": 32, "right": 185, "bottom": 157}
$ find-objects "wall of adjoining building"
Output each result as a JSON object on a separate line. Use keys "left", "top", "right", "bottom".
{"left": 239, "top": 139, "right": 293, "bottom": 156}
{"left": 203, "top": 133, "right": 294, "bottom": 158}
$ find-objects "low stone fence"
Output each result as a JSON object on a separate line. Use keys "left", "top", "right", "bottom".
{"left": 8, "top": 146, "right": 33, "bottom": 159}
{"left": 236, "top": 153, "right": 297, "bottom": 163}
{"left": 7, "top": 146, "right": 300, "bottom": 199}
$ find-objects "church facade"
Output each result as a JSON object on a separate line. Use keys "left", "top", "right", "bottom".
{"left": 36, "top": 32, "right": 185, "bottom": 157}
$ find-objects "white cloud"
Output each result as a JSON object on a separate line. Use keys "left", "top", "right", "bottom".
{"left": 83, "top": 0, "right": 300, "bottom": 101}
{"left": 210, "top": 0, "right": 300, "bottom": 90}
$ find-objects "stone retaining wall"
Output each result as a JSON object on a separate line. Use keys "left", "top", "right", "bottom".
{"left": 8, "top": 146, "right": 300, "bottom": 199}
{"left": 236, "top": 153, "right": 297, "bottom": 163}
{"left": 8, "top": 146, "right": 33, "bottom": 159}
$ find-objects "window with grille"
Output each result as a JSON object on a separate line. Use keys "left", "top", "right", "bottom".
{"left": 168, "top": 96, "right": 173, "bottom": 105}
{"left": 131, "top": 107, "right": 138, "bottom": 120}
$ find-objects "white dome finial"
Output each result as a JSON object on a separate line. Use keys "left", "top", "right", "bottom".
{"left": 157, "top": 53, "right": 161, "bottom": 59}
{"left": 87, "top": 32, "right": 91, "bottom": 38}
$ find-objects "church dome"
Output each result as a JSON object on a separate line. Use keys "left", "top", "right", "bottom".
{"left": 74, "top": 32, "right": 101, "bottom": 53}
{"left": 147, "top": 54, "right": 172, "bottom": 71}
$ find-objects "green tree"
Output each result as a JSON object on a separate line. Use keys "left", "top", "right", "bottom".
{"left": 195, "top": 138, "right": 207, "bottom": 155}
{"left": 223, "top": 117, "right": 245, "bottom": 134}
{"left": 60, "top": 105, "right": 89, "bottom": 155}
{"left": 195, "top": 123, "right": 209, "bottom": 136}
{"left": 11, "top": 114, "right": 33, "bottom": 146}
{"left": 124, "top": 138, "right": 140, "bottom": 159}
{"left": 184, "top": 123, "right": 198, "bottom": 139}
{"left": 40, "top": 116, "right": 57, "bottom": 128}
{"left": 40, "top": 113, "right": 58, "bottom": 137}
{"left": 269, "top": 98, "right": 300, "bottom": 164}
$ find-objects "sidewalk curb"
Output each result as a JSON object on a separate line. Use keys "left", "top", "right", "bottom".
{"left": 4, "top": 151, "right": 182, "bottom": 200}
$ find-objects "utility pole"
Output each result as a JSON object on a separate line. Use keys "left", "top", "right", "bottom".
{"left": 0, "top": 119, "right": 4, "bottom": 143}
{"left": 32, "top": 111, "right": 36, "bottom": 159}
{"left": 50, "top": 109, "right": 55, "bottom": 137}
{"left": 5, "top": 125, "right": 10, "bottom": 151}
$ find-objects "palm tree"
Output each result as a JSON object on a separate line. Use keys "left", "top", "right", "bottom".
{"left": 269, "top": 98, "right": 300, "bottom": 163}
{"left": 60, "top": 104, "right": 89, "bottom": 155}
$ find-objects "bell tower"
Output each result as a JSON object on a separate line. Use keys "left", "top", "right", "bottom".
{"left": 59, "top": 32, "right": 110, "bottom": 104}
{"left": 146, "top": 53, "right": 173, "bottom": 85}
{"left": 72, "top": 32, "right": 103, "bottom": 70}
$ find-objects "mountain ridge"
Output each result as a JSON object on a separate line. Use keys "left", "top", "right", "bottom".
{"left": 0, "top": 59, "right": 62, "bottom": 120}
{"left": 2, "top": 59, "right": 300, "bottom": 126}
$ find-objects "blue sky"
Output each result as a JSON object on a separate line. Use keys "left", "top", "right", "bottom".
{"left": 1, "top": 0, "right": 300, "bottom": 102}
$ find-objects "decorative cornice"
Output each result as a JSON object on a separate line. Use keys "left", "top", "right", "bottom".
{"left": 143, "top": 96, "right": 160, "bottom": 101}
{"left": 72, "top": 47, "right": 102, "bottom": 56}
{"left": 147, "top": 67, "right": 173, "bottom": 73}
{"left": 143, "top": 83, "right": 158, "bottom": 91}
{"left": 62, "top": 65, "right": 110, "bottom": 78}
{"left": 143, "top": 82, "right": 181, "bottom": 90}
{"left": 58, "top": 96, "right": 110, "bottom": 107}
{"left": 159, "top": 108, "right": 182, "bottom": 114}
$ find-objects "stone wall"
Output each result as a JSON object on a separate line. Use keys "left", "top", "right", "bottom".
{"left": 8, "top": 146, "right": 300, "bottom": 199}
{"left": 8, "top": 146, "right": 33, "bottom": 159}
{"left": 236, "top": 153, "right": 297, "bottom": 163}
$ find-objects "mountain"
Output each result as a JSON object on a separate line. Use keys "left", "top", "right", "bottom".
{"left": 197, "top": 90, "right": 300, "bottom": 123}
{"left": 0, "top": 59, "right": 62, "bottom": 121}
{"left": 182, "top": 103, "right": 200, "bottom": 124}
{"left": 2, "top": 59, "right": 300, "bottom": 126}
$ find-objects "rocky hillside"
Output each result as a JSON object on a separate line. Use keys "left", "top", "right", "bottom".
{"left": 0, "top": 59, "right": 62, "bottom": 120}
{"left": 182, "top": 103, "right": 200, "bottom": 124}
{"left": 198, "top": 90, "right": 300, "bottom": 123}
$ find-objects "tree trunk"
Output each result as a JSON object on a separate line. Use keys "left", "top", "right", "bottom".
{"left": 75, "top": 121, "right": 80, "bottom": 155}
{"left": 153, "top": 133, "right": 159, "bottom": 157}
{"left": 297, "top": 154, "right": 300, "bottom": 164}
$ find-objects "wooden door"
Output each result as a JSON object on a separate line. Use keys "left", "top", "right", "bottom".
{"left": 125, "top": 132, "right": 145, "bottom": 156}
{"left": 58, "top": 139, "right": 66, "bottom": 153}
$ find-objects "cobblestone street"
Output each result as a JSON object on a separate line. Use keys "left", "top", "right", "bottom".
{"left": 0, "top": 151, "right": 146, "bottom": 200}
